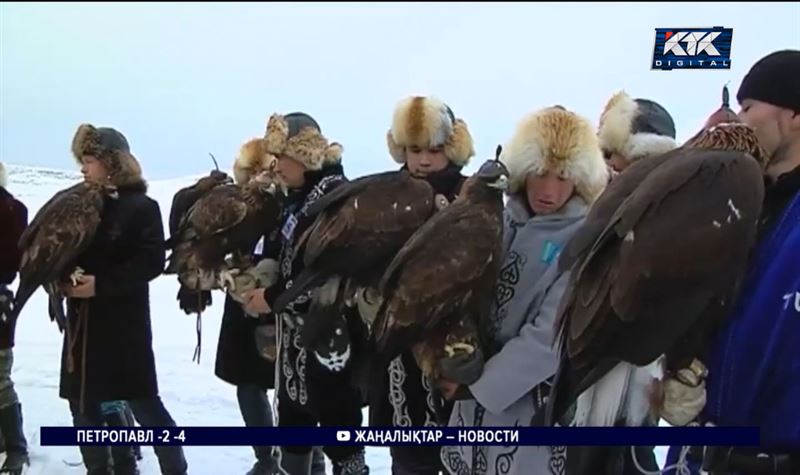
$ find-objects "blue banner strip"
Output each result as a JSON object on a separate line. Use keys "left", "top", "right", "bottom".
{"left": 40, "top": 426, "right": 761, "bottom": 446}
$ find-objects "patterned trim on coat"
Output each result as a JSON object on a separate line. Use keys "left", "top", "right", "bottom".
{"left": 388, "top": 356, "right": 413, "bottom": 427}
{"left": 420, "top": 372, "right": 439, "bottom": 427}
{"left": 548, "top": 446, "right": 567, "bottom": 475}
{"left": 493, "top": 444, "right": 519, "bottom": 475}
{"left": 277, "top": 173, "right": 345, "bottom": 407}
{"left": 472, "top": 405, "right": 488, "bottom": 475}
{"left": 490, "top": 250, "right": 527, "bottom": 344}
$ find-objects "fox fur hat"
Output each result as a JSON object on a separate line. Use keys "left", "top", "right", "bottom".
{"left": 263, "top": 112, "right": 343, "bottom": 171}
{"left": 71, "top": 123, "right": 144, "bottom": 187}
{"left": 598, "top": 91, "right": 678, "bottom": 162}
{"left": 233, "top": 138, "right": 278, "bottom": 185}
{"left": 386, "top": 96, "right": 475, "bottom": 167}
{"left": 500, "top": 105, "right": 609, "bottom": 204}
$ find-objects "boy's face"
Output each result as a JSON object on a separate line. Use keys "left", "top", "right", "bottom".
{"left": 606, "top": 151, "right": 631, "bottom": 173}
{"left": 525, "top": 170, "right": 575, "bottom": 215}
{"left": 80, "top": 155, "right": 109, "bottom": 184}
{"left": 406, "top": 145, "right": 449, "bottom": 178}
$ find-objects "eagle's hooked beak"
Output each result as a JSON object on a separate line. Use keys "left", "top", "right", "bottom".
{"left": 487, "top": 174, "right": 509, "bottom": 191}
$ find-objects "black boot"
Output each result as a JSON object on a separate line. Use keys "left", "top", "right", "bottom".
{"left": 104, "top": 410, "right": 139, "bottom": 475}
{"left": 0, "top": 403, "right": 29, "bottom": 474}
{"left": 333, "top": 450, "right": 369, "bottom": 475}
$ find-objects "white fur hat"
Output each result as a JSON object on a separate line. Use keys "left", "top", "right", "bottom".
{"left": 500, "top": 106, "right": 609, "bottom": 204}
{"left": 386, "top": 96, "right": 475, "bottom": 167}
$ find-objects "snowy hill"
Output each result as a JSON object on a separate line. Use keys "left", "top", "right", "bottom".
{"left": 5, "top": 164, "right": 669, "bottom": 474}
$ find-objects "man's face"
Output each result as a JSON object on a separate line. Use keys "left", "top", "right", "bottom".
{"left": 739, "top": 99, "right": 800, "bottom": 176}
{"left": 738, "top": 99, "right": 786, "bottom": 157}
{"left": 276, "top": 155, "right": 307, "bottom": 189}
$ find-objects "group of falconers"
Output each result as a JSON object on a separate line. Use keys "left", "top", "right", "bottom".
{"left": 1, "top": 49, "right": 798, "bottom": 475}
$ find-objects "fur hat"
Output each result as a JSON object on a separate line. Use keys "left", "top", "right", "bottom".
{"left": 386, "top": 96, "right": 475, "bottom": 167}
{"left": 598, "top": 91, "right": 678, "bottom": 162}
{"left": 500, "top": 106, "right": 609, "bottom": 204}
{"left": 263, "top": 112, "right": 343, "bottom": 171}
{"left": 71, "top": 123, "right": 143, "bottom": 187}
{"left": 233, "top": 138, "right": 277, "bottom": 185}
{"left": 0, "top": 162, "right": 6, "bottom": 189}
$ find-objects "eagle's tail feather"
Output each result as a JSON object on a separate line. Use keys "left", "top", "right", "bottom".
{"left": 46, "top": 283, "right": 66, "bottom": 331}
{"left": 542, "top": 352, "right": 572, "bottom": 426}
{"left": 299, "top": 275, "right": 345, "bottom": 349}
{"left": 9, "top": 283, "right": 36, "bottom": 322}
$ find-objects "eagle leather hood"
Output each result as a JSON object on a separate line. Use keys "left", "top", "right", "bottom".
{"left": 387, "top": 95, "right": 475, "bottom": 167}
{"left": 263, "top": 112, "right": 343, "bottom": 171}
{"left": 598, "top": 91, "right": 678, "bottom": 161}
{"left": 500, "top": 106, "right": 609, "bottom": 204}
{"left": 71, "top": 123, "right": 146, "bottom": 190}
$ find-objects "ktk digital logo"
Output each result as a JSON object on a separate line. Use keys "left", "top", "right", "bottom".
{"left": 652, "top": 27, "right": 733, "bottom": 70}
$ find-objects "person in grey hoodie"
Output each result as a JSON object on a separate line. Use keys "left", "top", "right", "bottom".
{"left": 439, "top": 106, "right": 609, "bottom": 475}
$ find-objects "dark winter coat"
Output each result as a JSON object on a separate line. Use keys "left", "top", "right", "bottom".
{"left": 369, "top": 163, "right": 467, "bottom": 429}
{"left": 215, "top": 293, "right": 276, "bottom": 389}
{"left": 260, "top": 163, "right": 358, "bottom": 417}
{"left": 215, "top": 243, "right": 277, "bottom": 390}
{"left": 59, "top": 181, "right": 165, "bottom": 402}
{"left": 0, "top": 186, "right": 28, "bottom": 349}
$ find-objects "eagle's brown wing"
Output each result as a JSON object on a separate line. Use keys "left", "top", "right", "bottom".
{"left": 271, "top": 171, "right": 435, "bottom": 314}
{"left": 18, "top": 182, "right": 84, "bottom": 251}
{"left": 374, "top": 201, "right": 502, "bottom": 358}
{"left": 184, "top": 185, "right": 249, "bottom": 238}
{"left": 559, "top": 149, "right": 681, "bottom": 273}
{"left": 166, "top": 184, "right": 253, "bottom": 275}
{"left": 302, "top": 172, "right": 435, "bottom": 270}
{"left": 549, "top": 149, "right": 764, "bottom": 421}
{"left": 13, "top": 183, "right": 104, "bottom": 320}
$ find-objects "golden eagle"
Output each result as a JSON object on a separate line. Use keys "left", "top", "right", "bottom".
{"left": 270, "top": 168, "right": 451, "bottom": 347}
{"left": 12, "top": 181, "right": 118, "bottom": 329}
{"left": 165, "top": 146, "right": 282, "bottom": 296}
{"left": 543, "top": 121, "right": 769, "bottom": 436}
{"left": 166, "top": 155, "right": 233, "bottom": 247}
{"left": 370, "top": 154, "right": 509, "bottom": 385}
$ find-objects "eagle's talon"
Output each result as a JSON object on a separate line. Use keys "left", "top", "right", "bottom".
{"left": 443, "top": 342, "right": 475, "bottom": 358}
{"left": 70, "top": 267, "right": 86, "bottom": 287}
{"left": 218, "top": 269, "right": 240, "bottom": 291}
{"left": 438, "top": 344, "right": 484, "bottom": 386}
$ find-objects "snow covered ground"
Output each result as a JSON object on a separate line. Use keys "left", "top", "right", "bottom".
{"left": 5, "top": 164, "right": 667, "bottom": 474}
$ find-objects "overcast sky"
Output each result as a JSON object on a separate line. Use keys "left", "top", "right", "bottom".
{"left": 2, "top": 2, "right": 798, "bottom": 180}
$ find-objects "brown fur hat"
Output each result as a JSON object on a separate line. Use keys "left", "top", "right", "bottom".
{"left": 386, "top": 96, "right": 475, "bottom": 167}
{"left": 500, "top": 106, "right": 609, "bottom": 204}
{"left": 71, "top": 123, "right": 144, "bottom": 187}
{"left": 233, "top": 138, "right": 277, "bottom": 185}
{"left": 263, "top": 112, "right": 343, "bottom": 171}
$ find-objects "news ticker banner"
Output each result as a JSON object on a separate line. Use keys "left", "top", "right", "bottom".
{"left": 40, "top": 426, "right": 760, "bottom": 447}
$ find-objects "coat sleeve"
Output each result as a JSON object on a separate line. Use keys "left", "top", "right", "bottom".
{"left": 0, "top": 197, "right": 28, "bottom": 284}
{"left": 469, "top": 269, "right": 568, "bottom": 415}
{"left": 95, "top": 198, "right": 166, "bottom": 297}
